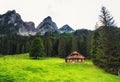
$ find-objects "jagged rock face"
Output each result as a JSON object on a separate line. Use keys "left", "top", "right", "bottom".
{"left": 24, "top": 22, "right": 36, "bottom": 35}
{"left": 37, "top": 16, "right": 58, "bottom": 35}
{"left": 24, "top": 22, "right": 35, "bottom": 31}
{"left": 0, "top": 10, "right": 36, "bottom": 36}
{"left": 59, "top": 24, "right": 74, "bottom": 33}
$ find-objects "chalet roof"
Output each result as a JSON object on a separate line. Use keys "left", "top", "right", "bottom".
{"left": 66, "top": 51, "right": 85, "bottom": 59}
{"left": 71, "top": 51, "right": 79, "bottom": 55}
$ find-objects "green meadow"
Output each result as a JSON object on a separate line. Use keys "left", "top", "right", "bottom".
{"left": 0, "top": 54, "right": 120, "bottom": 82}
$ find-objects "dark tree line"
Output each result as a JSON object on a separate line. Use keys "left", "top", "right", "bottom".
{"left": 0, "top": 34, "right": 32, "bottom": 54}
{"left": 0, "top": 29, "right": 91, "bottom": 59}
{"left": 42, "top": 30, "right": 91, "bottom": 58}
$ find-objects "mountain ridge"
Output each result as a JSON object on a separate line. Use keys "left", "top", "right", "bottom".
{"left": 0, "top": 10, "right": 76, "bottom": 36}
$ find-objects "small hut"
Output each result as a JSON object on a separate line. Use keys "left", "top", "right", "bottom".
{"left": 65, "top": 51, "right": 85, "bottom": 63}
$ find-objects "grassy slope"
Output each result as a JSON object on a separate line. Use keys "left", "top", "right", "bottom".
{"left": 0, "top": 54, "right": 120, "bottom": 82}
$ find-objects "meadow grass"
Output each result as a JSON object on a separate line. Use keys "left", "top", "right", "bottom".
{"left": 0, "top": 53, "right": 120, "bottom": 82}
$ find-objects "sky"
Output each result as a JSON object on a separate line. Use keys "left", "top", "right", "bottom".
{"left": 0, "top": 0, "right": 120, "bottom": 30}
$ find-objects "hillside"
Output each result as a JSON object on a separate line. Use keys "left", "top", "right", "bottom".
{"left": 0, "top": 54, "right": 120, "bottom": 82}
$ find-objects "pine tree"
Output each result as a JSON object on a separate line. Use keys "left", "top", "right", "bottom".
{"left": 92, "top": 6, "right": 120, "bottom": 75}
{"left": 99, "top": 6, "right": 115, "bottom": 27}
{"left": 29, "top": 37, "right": 45, "bottom": 59}
{"left": 58, "top": 37, "right": 67, "bottom": 57}
{"left": 44, "top": 36, "right": 52, "bottom": 57}
{"left": 71, "top": 36, "right": 78, "bottom": 52}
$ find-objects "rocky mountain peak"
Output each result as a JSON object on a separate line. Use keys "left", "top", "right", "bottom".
{"left": 43, "top": 16, "right": 52, "bottom": 22}
{"left": 0, "top": 10, "right": 36, "bottom": 36}
{"left": 59, "top": 24, "right": 74, "bottom": 33}
{"left": 37, "top": 16, "right": 58, "bottom": 35}
{"left": 6, "top": 10, "right": 16, "bottom": 14}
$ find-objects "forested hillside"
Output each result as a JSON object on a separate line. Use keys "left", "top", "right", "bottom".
{"left": 0, "top": 29, "right": 92, "bottom": 59}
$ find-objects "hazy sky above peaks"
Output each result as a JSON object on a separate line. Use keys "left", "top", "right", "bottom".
{"left": 0, "top": 0, "right": 120, "bottom": 30}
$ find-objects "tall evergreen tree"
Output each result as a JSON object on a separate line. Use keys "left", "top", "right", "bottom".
{"left": 44, "top": 36, "right": 52, "bottom": 57}
{"left": 51, "top": 37, "right": 59, "bottom": 57}
{"left": 92, "top": 6, "right": 120, "bottom": 75}
{"left": 99, "top": 6, "right": 115, "bottom": 27}
{"left": 30, "top": 37, "right": 45, "bottom": 59}
{"left": 58, "top": 37, "right": 67, "bottom": 57}
{"left": 71, "top": 36, "right": 78, "bottom": 52}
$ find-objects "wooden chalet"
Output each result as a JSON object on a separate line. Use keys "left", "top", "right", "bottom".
{"left": 65, "top": 51, "right": 85, "bottom": 63}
